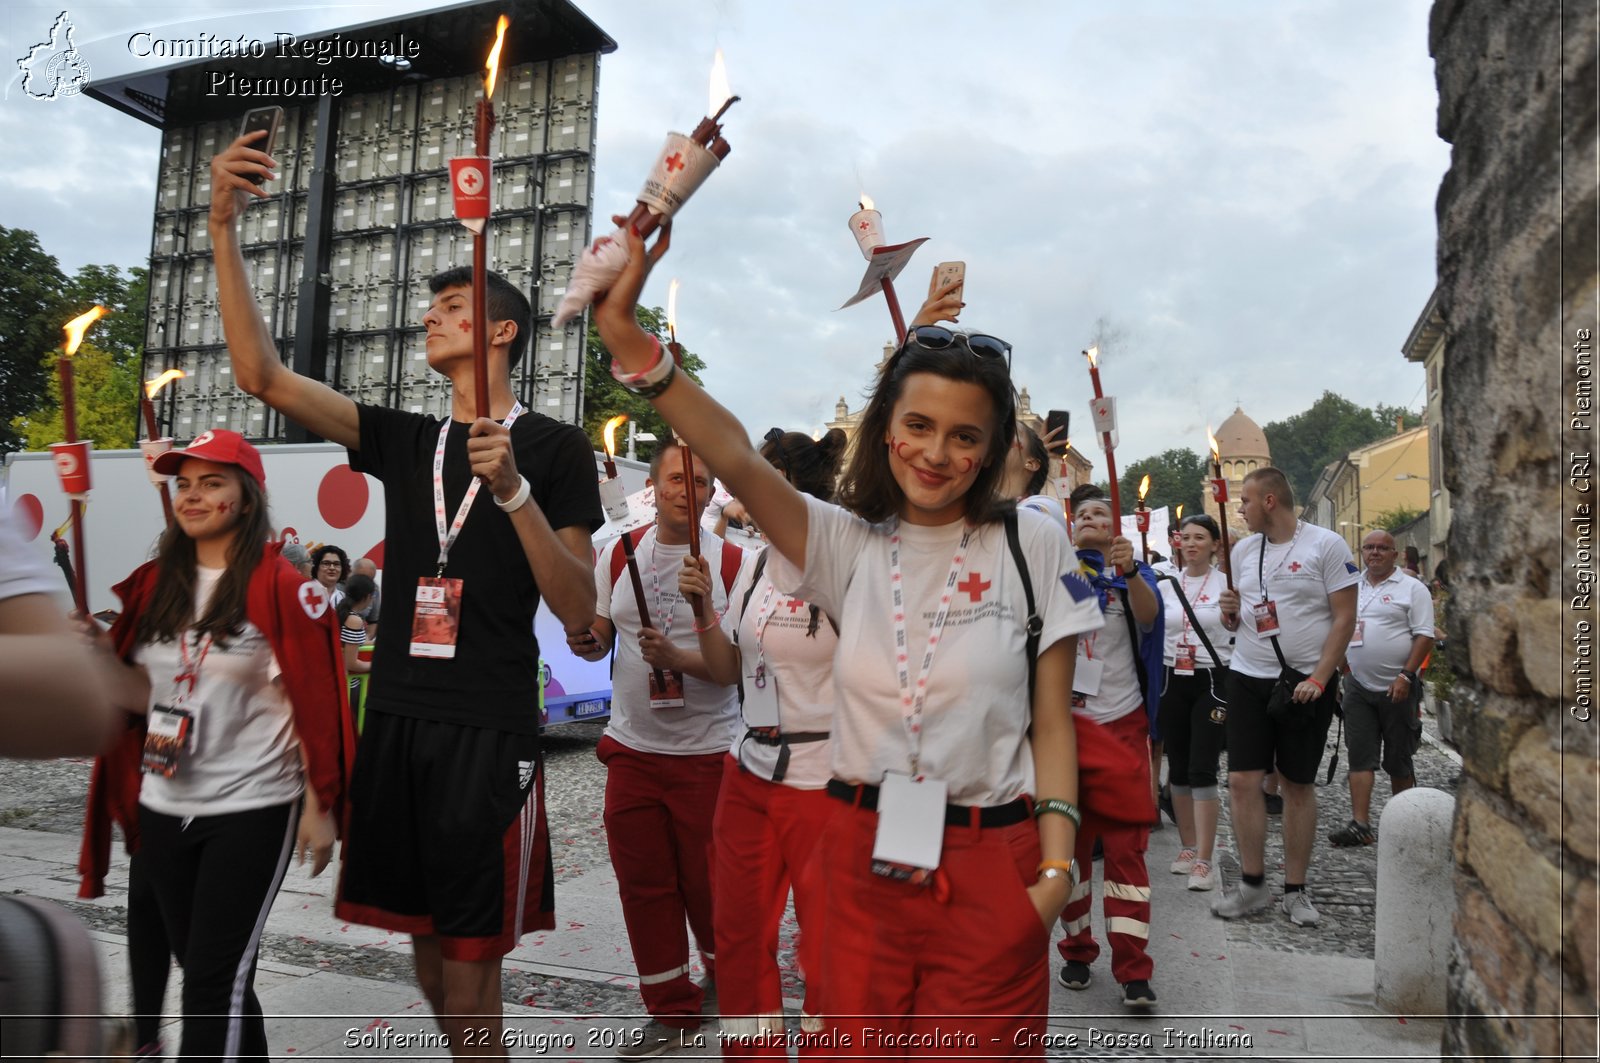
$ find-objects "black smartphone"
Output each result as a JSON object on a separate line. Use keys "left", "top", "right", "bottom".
{"left": 238, "top": 106, "right": 284, "bottom": 185}
{"left": 1046, "top": 409, "right": 1070, "bottom": 440}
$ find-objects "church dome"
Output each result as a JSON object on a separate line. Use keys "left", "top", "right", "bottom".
{"left": 1216, "top": 406, "right": 1270, "bottom": 461}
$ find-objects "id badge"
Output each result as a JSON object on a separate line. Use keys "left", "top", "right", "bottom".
{"left": 648, "top": 669, "right": 687, "bottom": 709}
{"left": 142, "top": 705, "right": 193, "bottom": 778}
{"left": 1175, "top": 643, "right": 1197, "bottom": 676}
{"left": 742, "top": 665, "right": 780, "bottom": 727}
{"left": 1253, "top": 599, "right": 1280, "bottom": 634}
{"left": 1073, "top": 643, "right": 1104, "bottom": 696}
{"left": 410, "top": 577, "right": 464, "bottom": 659}
{"left": 872, "top": 772, "right": 948, "bottom": 871}
{"left": 1349, "top": 619, "right": 1365, "bottom": 648}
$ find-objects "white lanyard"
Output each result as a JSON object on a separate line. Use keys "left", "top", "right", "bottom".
{"left": 646, "top": 528, "right": 701, "bottom": 638}
{"left": 1178, "top": 569, "right": 1213, "bottom": 638}
{"left": 432, "top": 404, "right": 523, "bottom": 575}
{"left": 1257, "top": 520, "right": 1304, "bottom": 600}
{"left": 888, "top": 519, "right": 971, "bottom": 778}
{"left": 748, "top": 581, "right": 778, "bottom": 680}
{"left": 1357, "top": 574, "right": 1391, "bottom": 618}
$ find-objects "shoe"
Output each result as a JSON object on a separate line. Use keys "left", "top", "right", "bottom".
{"left": 1057, "top": 961, "right": 1092, "bottom": 990}
{"left": 1328, "top": 818, "right": 1376, "bottom": 847}
{"left": 615, "top": 1020, "right": 706, "bottom": 1059}
{"left": 1121, "top": 980, "right": 1158, "bottom": 1009}
{"left": 1187, "top": 859, "right": 1218, "bottom": 891}
{"left": 1171, "top": 848, "right": 1198, "bottom": 874}
{"left": 1263, "top": 793, "right": 1284, "bottom": 815}
{"left": 1158, "top": 784, "right": 1176, "bottom": 824}
{"left": 1282, "top": 889, "right": 1321, "bottom": 927}
{"left": 1211, "top": 880, "right": 1271, "bottom": 919}
{"left": 697, "top": 976, "right": 718, "bottom": 1017}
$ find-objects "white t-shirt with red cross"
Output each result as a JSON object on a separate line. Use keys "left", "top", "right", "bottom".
{"left": 721, "top": 551, "right": 838, "bottom": 789}
{"left": 136, "top": 567, "right": 304, "bottom": 817}
{"left": 1229, "top": 522, "right": 1360, "bottom": 679}
{"left": 1159, "top": 565, "right": 1233, "bottom": 669}
{"left": 1347, "top": 568, "right": 1435, "bottom": 690}
{"left": 769, "top": 495, "right": 1105, "bottom": 807}
{"left": 598, "top": 528, "right": 742, "bottom": 756}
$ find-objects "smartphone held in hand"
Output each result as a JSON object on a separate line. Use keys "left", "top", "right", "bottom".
{"left": 238, "top": 106, "right": 283, "bottom": 185}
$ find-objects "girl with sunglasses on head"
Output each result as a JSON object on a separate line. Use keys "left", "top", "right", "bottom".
{"left": 675, "top": 427, "right": 847, "bottom": 1057}
{"left": 594, "top": 227, "right": 1101, "bottom": 1056}
{"left": 1155, "top": 514, "right": 1232, "bottom": 892}
{"left": 76, "top": 430, "right": 355, "bottom": 1062}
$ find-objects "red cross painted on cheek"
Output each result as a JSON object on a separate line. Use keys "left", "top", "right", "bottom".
{"left": 216, "top": 501, "right": 235, "bottom": 515}
{"left": 958, "top": 457, "right": 975, "bottom": 474}
{"left": 457, "top": 320, "right": 473, "bottom": 333}
{"left": 889, "top": 437, "right": 912, "bottom": 462}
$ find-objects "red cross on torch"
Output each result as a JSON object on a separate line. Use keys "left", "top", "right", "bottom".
{"left": 1206, "top": 426, "right": 1235, "bottom": 591}
{"left": 470, "top": 13, "right": 510, "bottom": 419}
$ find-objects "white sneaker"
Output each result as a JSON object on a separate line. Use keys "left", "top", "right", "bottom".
{"left": 1282, "top": 889, "right": 1321, "bottom": 927}
{"left": 615, "top": 1020, "right": 707, "bottom": 1060}
{"left": 1187, "top": 859, "right": 1218, "bottom": 891}
{"left": 1211, "top": 880, "right": 1271, "bottom": 919}
{"left": 1170, "top": 848, "right": 1198, "bottom": 874}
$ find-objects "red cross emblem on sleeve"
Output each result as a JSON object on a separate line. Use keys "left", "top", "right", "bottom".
{"left": 956, "top": 573, "right": 990, "bottom": 602}
{"left": 298, "top": 582, "right": 330, "bottom": 620}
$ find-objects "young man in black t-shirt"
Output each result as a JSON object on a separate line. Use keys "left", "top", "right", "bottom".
{"left": 210, "top": 134, "right": 602, "bottom": 1056}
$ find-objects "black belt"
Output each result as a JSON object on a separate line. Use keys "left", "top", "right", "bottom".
{"left": 738, "top": 729, "right": 830, "bottom": 783}
{"left": 826, "top": 779, "right": 1033, "bottom": 828}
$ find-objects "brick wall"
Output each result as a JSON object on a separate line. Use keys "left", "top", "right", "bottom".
{"left": 1431, "top": 0, "right": 1597, "bottom": 1056}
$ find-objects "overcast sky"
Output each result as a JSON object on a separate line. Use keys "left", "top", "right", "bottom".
{"left": 0, "top": 0, "right": 1448, "bottom": 471}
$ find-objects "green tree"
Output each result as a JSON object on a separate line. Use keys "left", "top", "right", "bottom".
{"left": 61, "top": 264, "right": 148, "bottom": 362}
{"left": 581, "top": 305, "right": 705, "bottom": 463}
{"left": 1119, "top": 447, "right": 1208, "bottom": 522}
{"left": 11, "top": 341, "right": 140, "bottom": 450}
{"left": 0, "top": 227, "right": 69, "bottom": 454}
{"left": 1262, "top": 391, "right": 1422, "bottom": 503}
{"left": 1371, "top": 505, "right": 1426, "bottom": 532}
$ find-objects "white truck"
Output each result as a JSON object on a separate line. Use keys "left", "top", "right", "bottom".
{"left": 2, "top": 442, "right": 653, "bottom": 729}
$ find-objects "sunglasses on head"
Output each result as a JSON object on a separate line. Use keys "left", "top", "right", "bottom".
{"left": 763, "top": 428, "right": 795, "bottom": 482}
{"left": 898, "top": 325, "right": 1012, "bottom": 371}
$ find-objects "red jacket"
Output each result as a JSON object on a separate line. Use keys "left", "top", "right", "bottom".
{"left": 77, "top": 543, "right": 356, "bottom": 898}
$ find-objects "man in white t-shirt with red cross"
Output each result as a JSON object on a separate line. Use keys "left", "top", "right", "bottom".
{"left": 1329, "top": 529, "right": 1435, "bottom": 848}
{"left": 569, "top": 445, "right": 743, "bottom": 1056}
{"left": 1215, "top": 467, "right": 1357, "bottom": 928}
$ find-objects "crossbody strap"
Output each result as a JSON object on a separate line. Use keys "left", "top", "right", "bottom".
{"left": 1003, "top": 511, "right": 1043, "bottom": 706}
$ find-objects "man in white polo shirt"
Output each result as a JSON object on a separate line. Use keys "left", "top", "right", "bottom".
{"left": 1329, "top": 529, "right": 1435, "bottom": 847}
{"left": 1215, "top": 467, "right": 1358, "bottom": 928}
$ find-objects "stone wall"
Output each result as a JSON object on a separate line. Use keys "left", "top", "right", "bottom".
{"left": 1431, "top": 0, "right": 1597, "bottom": 1057}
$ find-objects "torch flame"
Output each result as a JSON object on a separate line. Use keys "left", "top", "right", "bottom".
{"left": 1084, "top": 345, "right": 1099, "bottom": 368}
{"left": 602, "top": 415, "right": 628, "bottom": 458}
{"left": 1176, "top": 504, "right": 1185, "bottom": 520}
{"left": 483, "top": 15, "right": 510, "bottom": 99}
{"left": 144, "top": 368, "right": 187, "bottom": 399}
{"left": 1138, "top": 474, "right": 1151, "bottom": 502}
{"left": 62, "top": 305, "right": 109, "bottom": 357}
{"left": 666, "top": 278, "right": 680, "bottom": 340}
{"left": 859, "top": 192, "right": 875, "bottom": 211}
{"left": 708, "top": 48, "right": 732, "bottom": 118}
{"left": 1206, "top": 425, "right": 1221, "bottom": 462}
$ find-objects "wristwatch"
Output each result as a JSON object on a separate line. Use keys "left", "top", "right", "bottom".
{"left": 1038, "top": 861, "right": 1080, "bottom": 891}
{"left": 1399, "top": 670, "right": 1417, "bottom": 684}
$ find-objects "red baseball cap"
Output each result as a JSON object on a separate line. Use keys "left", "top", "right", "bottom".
{"left": 152, "top": 429, "right": 267, "bottom": 486}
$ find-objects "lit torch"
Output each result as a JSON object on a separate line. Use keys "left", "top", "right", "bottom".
{"left": 1207, "top": 427, "right": 1234, "bottom": 589}
{"left": 467, "top": 14, "right": 510, "bottom": 419}
{"left": 54, "top": 305, "right": 109, "bottom": 613}
{"left": 1135, "top": 474, "right": 1152, "bottom": 562}
{"left": 1083, "top": 346, "right": 1123, "bottom": 572}
{"left": 602, "top": 415, "right": 666, "bottom": 688}
{"left": 599, "top": 414, "right": 632, "bottom": 522}
{"left": 1171, "top": 502, "right": 1185, "bottom": 565}
{"left": 843, "top": 191, "right": 910, "bottom": 343}
{"left": 665, "top": 279, "right": 704, "bottom": 619}
{"left": 141, "top": 369, "right": 187, "bottom": 527}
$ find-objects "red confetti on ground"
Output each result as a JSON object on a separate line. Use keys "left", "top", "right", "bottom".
{"left": 1398, "top": 1018, "right": 1409, "bottom": 1024}
{"left": 1191, "top": 951, "right": 1201, "bottom": 958}
{"left": 1216, "top": 954, "right": 1226, "bottom": 960}
{"left": 1228, "top": 1025, "right": 1245, "bottom": 1031}
{"left": 286, "top": 1049, "right": 296, "bottom": 1054}
{"left": 1268, "top": 1029, "right": 1290, "bottom": 1036}
{"left": 365, "top": 1019, "right": 389, "bottom": 1032}
{"left": 568, "top": 922, "right": 585, "bottom": 929}
{"left": 1170, "top": 932, "right": 1183, "bottom": 939}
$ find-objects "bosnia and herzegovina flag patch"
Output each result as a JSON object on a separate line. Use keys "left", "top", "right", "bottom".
{"left": 1062, "top": 571, "right": 1096, "bottom": 603}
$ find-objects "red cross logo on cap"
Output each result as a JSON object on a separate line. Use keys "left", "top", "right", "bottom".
{"left": 956, "top": 573, "right": 990, "bottom": 603}
{"left": 298, "top": 581, "right": 329, "bottom": 620}
{"left": 664, "top": 152, "right": 685, "bottom": 173}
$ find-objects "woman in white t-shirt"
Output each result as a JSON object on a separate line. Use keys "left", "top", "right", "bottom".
{"left": 83, "top": 430, "right": 351, "bottom": 1062}
{"left": 594, "top": 224, "right": 1099, "bottom": 1055}
{"left": 677, "top": 427, "right": 846, "bottom": 1056}
{"left": 1156, "top": 514, "right": 1233, "bottom": 892}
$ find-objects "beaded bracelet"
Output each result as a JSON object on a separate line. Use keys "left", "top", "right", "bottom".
{"left": 1033, "top": 797, "right": 1083, "bottom": 829}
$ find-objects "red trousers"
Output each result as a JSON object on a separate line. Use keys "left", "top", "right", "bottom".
{"left": 1055, "top": 709, "right": 1153, "bottom": 984}
{"left": 598, "top": 735, "right": 725, "bottom": 1027}
{"left": 712, "top": 757, "right": 837, "bottom": 1059}
{"left": 799, "top": 803, "right": 1050, "bottom": 1060}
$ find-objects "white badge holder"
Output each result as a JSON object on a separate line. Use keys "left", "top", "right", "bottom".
{"left": 742, "top": 667, "right": 780, "bottom": 727}
{"left": 1349, "top": 619, "right": 1365, "bottom": 647}
{"left": 1073, "top": 645, "right": 1105, "bottom": 696}
{"left": 872, "top": 772, "right": 948, "bottom": 870}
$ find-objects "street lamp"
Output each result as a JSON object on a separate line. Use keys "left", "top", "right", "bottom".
{"left": 626, "top": 422, "right": 657, "bottom": 461}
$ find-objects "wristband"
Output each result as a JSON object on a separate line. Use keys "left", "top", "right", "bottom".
{"left": 1037, "top": 859, "right": 1075, "bottom": 874}
{"left": 1033, "top": 797, "right": 1083, "bottom": 829}
{"left": 494, "top": 474, "right": 531, "bottom": 512}
{"left": 1304, "top": 676, "right": 1325, "bottom": 694}
{"left": 611, "top": 336, "right": 678, "bottom": 398}
{"left": 692, "top": 608, "right": 725, "bottom": 634}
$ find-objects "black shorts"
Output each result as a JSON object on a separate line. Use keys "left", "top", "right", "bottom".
{"left": 1223, "top": 670, "right": 1339, "bottom": 785}
{"left": 1342, "top": 678, "right": 1422, "bottom": 776}
{"left": 335, "top": 711, "right": 553, "bottom": 962}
